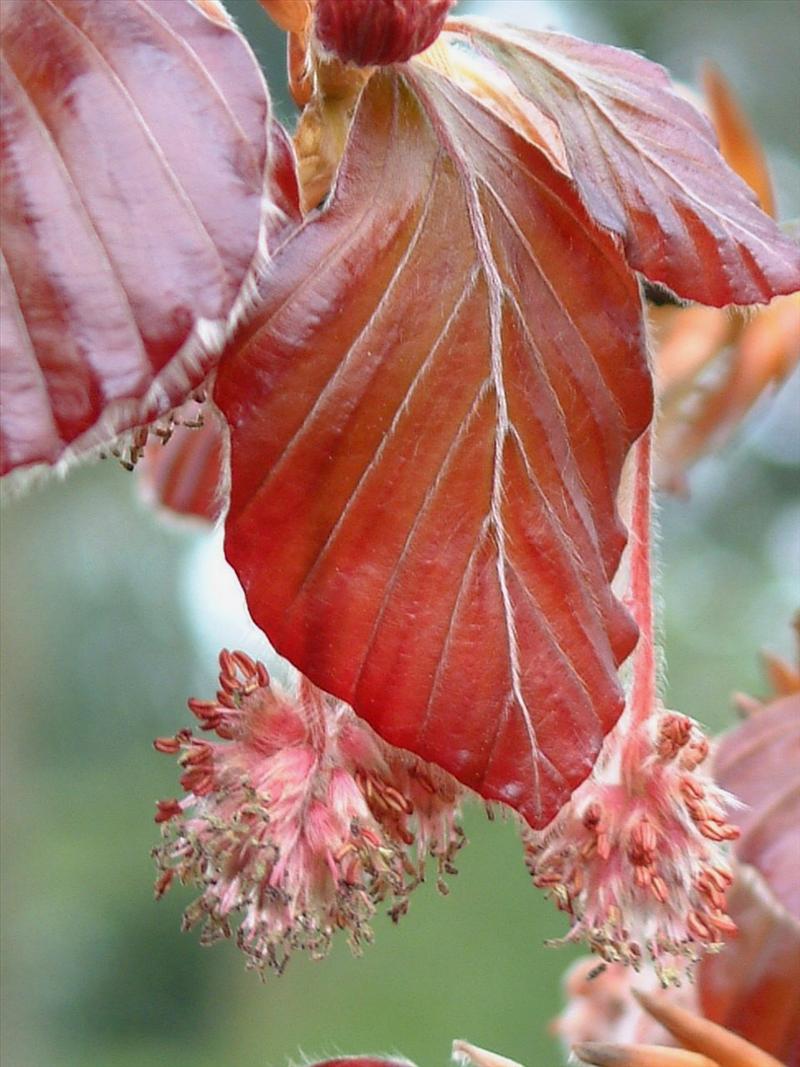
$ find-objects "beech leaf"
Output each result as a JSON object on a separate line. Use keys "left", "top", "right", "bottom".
{"left": 653, "top": 292, "right": 800, "bottom": 491}
{"left": 216, "top": 68, "right": 652, "bottom": 828}
{"left": 712, "top": 693, "right": 800, "bottom": 920}
{"left": 135, "top": 118, "right": 299, "bottom": 523}
{"left": 699, "top": 692, "right": 800, "bottom": 1063}
{"left": 450, "top": 21, "right": 800, "bottom": 307}
{"left": 0, "top": 0, "right": 271, "bottom": 475}
{"left": 138, "top": 405, "right": 225, "bottom": 523}
{"left": 698, "top": 866, "right": 800, "bottom": 1065}
{"left": 305, "top": 1060, "right": 415, "bottom": 1067}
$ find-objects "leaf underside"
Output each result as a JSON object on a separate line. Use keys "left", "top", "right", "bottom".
{"left": 451, "top": 21, "right": 800, "bottom": 307}
{"left": 0, "top": 0, "right": 269, "bottom": 475}
{"left": 216, "top": 68, "right": 653, "bottom": 829}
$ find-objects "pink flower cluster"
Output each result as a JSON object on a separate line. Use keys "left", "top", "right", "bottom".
{"left": 524, "top": 707, "right": 739, "bottom": 982}
{"left": 153, "top": 651, "right": 464, "bottom": 974}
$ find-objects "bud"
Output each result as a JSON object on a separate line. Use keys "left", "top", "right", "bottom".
{"left": 312, "top": 0, "right": 455, "bottom": 67}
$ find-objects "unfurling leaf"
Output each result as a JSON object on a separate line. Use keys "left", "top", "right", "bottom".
{"left": 711, "top": 693, "right": 800, "bottom": 924}
{"left": 450, "top": 21, "right": 800, "bottom": 306}
{"left": 651, "top": 69, "right": 800, "bottom": 490}
{"left": 0, "top": 0, "right": 271, "bottom": 475}
{"left": 653, "top": 292, "right": 800, "bottom": 490}
{"left": 216, "top": 67, "right": 652, "bottom": 829}
{"left": 305, "top": 1061, "right": 416, "bottom": 1067}
{"left": 574, "top": 1043, "right": 719, "bottom": 1067}
{"left": 698, "top": 867, "right": 800, "bottom": 1066}
{"left": 258, "top": 0, "right": 312, "bottom": 36}
{"left": 138, "top": 403, "right": 225, "bottom": 523}
{"left": 701, "top": 62, "right": 775, "bottom": 219}
{"left": 632, "top": 990, "right": 785, "bottom": 1067}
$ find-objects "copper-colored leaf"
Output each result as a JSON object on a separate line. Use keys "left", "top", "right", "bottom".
{"left": 139, "top": 407, "right": 225, "bottom": 522}
{"left": 258, "top": 0, "right": 311, "bottom": 36}
{"left": 673, "top": 688, "right": 800, "bottom": 1063}
{"left": 306, "top": 1061, "right": 415, "bottom": 1067}
{"left": 712, "top": 693, "right": 800, "bottom": 921}
{"left": 448, "top": 22, "right": 800, "bottom": 307}
{"left": 574, "top": 1042, "right": 720, "bottom": 1067}
{"left": 654, "top": 292, "right": 800, "bottom": 490}
{"left": 0, "top": 0, "right": 271, "bottom": 475}
{"left": 267, "top": 118, "right": 302, "bottom": 244}
{"left": 650, "top": 69, "right": 799, "bottom": 490}
{"left": 633, "top": 990, "right": 785, "bottom": 1067}
{"left": 215, "top": 67, "right": 652, "bottom": 829}
{"left": 698, "top": 867, "right": 800, "bottom": 1067}
{"left": 702, "top": 63, "right": 775, "bottom": 219}
{"left": 136, "top": 119, "right": 299, "bottom": 524}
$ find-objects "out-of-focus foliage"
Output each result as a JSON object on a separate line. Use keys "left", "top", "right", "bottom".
{"left": 1, "top": 2, "right": 798, "bottom": 1066}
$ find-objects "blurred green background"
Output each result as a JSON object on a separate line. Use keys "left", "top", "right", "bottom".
{"left": 1, "top": 2, "right": 798, "bottom": 1066}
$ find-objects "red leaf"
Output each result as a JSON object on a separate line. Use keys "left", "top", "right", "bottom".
{"left": 698, "top": 867, "right": 800, "bottom": 1066}
{"left": 135, "top": 119, "right": 299, "bottom": 525}
{"left": 701, "top": 63, "right": 775, "bottom": 220}
{"left": 712, "top": 693, "right": 800, "bottom": 921}
{"left": 266, "top": 118, "right": 302, "bottom": 246}
{"left": 449, "top": 22, "right": 800, "bottom": 307}
{"left": 138, "top": 405, "right": 225, "bottom": 523}
{"left": 306, "top": 1060, "right": 415, "bottom": 1067}
{"left": 215, "top": 67, "right": 652, "bottom": 828}
{"left": 0, "top": 0, "right": 271, "bottom": 476}
{"left": 653, "top": 292, "right": 800, "bottom": 491}
{"left": 695, "top": 694, "right": 800, "bottom": 1063}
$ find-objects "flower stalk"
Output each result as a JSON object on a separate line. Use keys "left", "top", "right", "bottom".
{"left": 523, "top": 428, "right": 740, "bottom": 980}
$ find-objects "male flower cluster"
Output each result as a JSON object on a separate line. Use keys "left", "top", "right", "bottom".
{"left": 524, "top": 707, "right": 739, "bottom": 982}
{"left": 153, "top": 651, "right": 464, "bottom": 974}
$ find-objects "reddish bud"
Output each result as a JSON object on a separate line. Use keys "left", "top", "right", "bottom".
{"left": 312, "top": 0, "right": 455, "bottom": 67}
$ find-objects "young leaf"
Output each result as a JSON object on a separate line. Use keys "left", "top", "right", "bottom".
{"left": 702, "top": 62, "right": 775, "bottom": 219}
{"left": 305, "top": 1061, "right": 416, "bottom": 1067}
{"left": 632, "top": 989, "right": 786, "bottom": 1067}
{"left": 698, "top": 866, "right": 800, "bottom": 1066}
{"left": 654, "top": 291, "right": 800, "bottom": 491}
{"left": 215, "top": 67, "right": 652, "bottom": 829}
{"left": 138, "top": 406, "right": 225, "bottom": 523}
{"left": 651, "top": 69, "right": 799, "bottom": 491}
{"left": 0, "top": 0, "right": 270, "bottom": 475}
{"left": 135, "top": 119, "right": 299, "bottom": 523}
{"left": 711, "top": 693, "right": 800, "bottom": 921}
{"left": 450, "top": 21, "right": 800, "bottom": 307}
